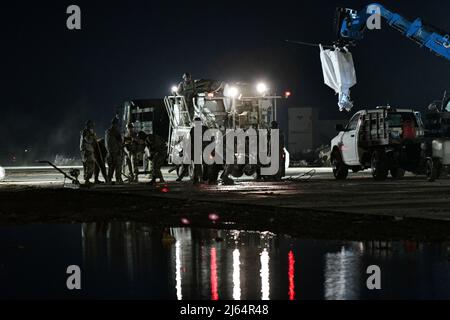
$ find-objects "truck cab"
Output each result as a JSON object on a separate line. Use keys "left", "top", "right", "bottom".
{"left": 331, "top": 107, "right": 424, "bottom": 180}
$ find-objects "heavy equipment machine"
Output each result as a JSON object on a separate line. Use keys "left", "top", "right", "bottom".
{"left": 164, "top": 79, "right": 287, "bottom": 181}
{"left": 334, "top": 3, "right": 450, "bottom": 59}
{"left": 422, "top": 94, "right": 450, "bottom": 181}
{"left": 330, "top": 3, "right": 450, "bottom": 181}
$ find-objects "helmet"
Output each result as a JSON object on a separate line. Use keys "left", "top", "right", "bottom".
{"left": 271, "top": 121, "right": 278, "bottom": 129}
{"left": 183, "top": 72, "right": 191, "bottom": 81}
{"left": 126, "top": 122, "right": 134, "bottom": 129}
{"left": 85, "top": 120, "right": 94, "bottom": 129}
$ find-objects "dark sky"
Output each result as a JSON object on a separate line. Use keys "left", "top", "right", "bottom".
{"left": 2, "top": 0, "right": 450, "bottom": 161}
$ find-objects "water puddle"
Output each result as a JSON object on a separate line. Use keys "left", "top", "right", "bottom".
{"left": 0, "top": 222, "right": 450, "bottom": 299}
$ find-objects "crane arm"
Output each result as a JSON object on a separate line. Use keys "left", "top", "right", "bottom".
{"left": 336, "top": 3, "right": 450, "bottom": 60}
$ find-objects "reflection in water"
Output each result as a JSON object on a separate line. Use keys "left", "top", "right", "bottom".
{"left": 125, "top": 222, "right": 135, "bottom": 282}
{"left": 324, "top": 246, "right": 361, "bottom": 300}
{"left": 175, "top": 241, "right": 182, "bottom": 300}
{"left": 260, "top": 248, "right": 270, "bottom": 300}
{"left": 210, "top": 247, "right": 219, "bottom": 300}
{"left": 233, "top": 249, "right": 241, "bottom": 300}
{"left": 288, "top": 250, "right": 295, "bottom": 300}
{"left": 4, "top": 223, "right": 450, "bottom": 299}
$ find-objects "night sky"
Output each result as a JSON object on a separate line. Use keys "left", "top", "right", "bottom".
{"left": 2, "top": 0, "right": 450, "bottom": 162}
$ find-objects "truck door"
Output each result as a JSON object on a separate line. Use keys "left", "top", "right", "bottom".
{"left": 341, "top": 113, "right": 360, "bottom": 165}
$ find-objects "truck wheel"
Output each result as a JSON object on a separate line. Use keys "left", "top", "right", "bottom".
{"left": 331, "top": 151, "right": 348, "bottom": 180}
{"left": 371, "top": 151, "right": 388, "bottom": 181}
{"left": 176, "top": 165, "right": 184, "bottom": 178}
{"left": 426, "top": 158, "right": 440, "bottom": 182}
{"left": 231, "top": 165, "right": 244, "bottom": 178}
{"left": 189, "top": 161, "right": 203, "bottom": 182}
{"left": 390, "top": 167, "right": 405, "bottom": 179}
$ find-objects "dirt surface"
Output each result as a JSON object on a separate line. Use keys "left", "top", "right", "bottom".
{"left": 1, "top": 184, "right": 450, "bottom": 242}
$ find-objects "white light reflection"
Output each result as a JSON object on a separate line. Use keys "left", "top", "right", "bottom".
{"left": 0, "top": 166, "right": 5, "bottom": 181}
{"left": 175, "top": 241, "right": 182, "bottom": 300}
{"left": 324, "top": 246, "right": 360, "bottom": 300}
{"left": 260, "top": 248, "right": 270, "bottom": 300}
{"left": 233, "top": 249, "right": 241, "bottom": 300}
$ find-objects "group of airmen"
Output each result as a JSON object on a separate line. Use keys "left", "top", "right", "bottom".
{"left": 79, "top": 73, "right": 285, "bottom": 186}
{"left": 80, "top": 116, "right": 284, "bottom": 186}
{"left": 79, "top": 117, "right": 166, "bottom": 185}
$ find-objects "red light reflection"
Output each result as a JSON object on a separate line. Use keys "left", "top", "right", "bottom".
{"left": 288, "top": 250, "right": 295, "bottom": 300}
{"left": 210, "top": 247, "right": 219, "bottom": 300}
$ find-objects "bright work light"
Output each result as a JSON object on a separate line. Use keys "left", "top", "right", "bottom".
{"left": 256, "top": 82, "right": 268, "bottom": 94}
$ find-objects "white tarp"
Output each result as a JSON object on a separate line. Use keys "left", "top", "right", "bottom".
{"left": 320, "top": 45, "right": 357, "bottom": 112}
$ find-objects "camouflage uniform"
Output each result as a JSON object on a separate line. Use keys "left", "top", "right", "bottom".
{"left": 124, "top": 129, "right": 146, "bottom": 182}
{"left": 105, "top": 119, "right": 124, "bottom": 183}
{"left": 80, "top": 122, "right": 96, "bottom": 183}
{"left": 94, "top": 138, "right": 108, "bottom": 183}
{"left": 146, "top": 134, "right": 167, "bottom": 183}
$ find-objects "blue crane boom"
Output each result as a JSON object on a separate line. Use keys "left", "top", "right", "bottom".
{"left": 336, "top": 3, "right": 450, "bottom": 60}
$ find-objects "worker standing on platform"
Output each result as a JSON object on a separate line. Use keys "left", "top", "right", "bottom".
{"left": 177, "top": 72, "right": 196, "bottom": 122}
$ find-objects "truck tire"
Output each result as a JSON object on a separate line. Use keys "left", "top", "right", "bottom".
{"left": 371, "top": 150, "right": 388, "bottom": 181}
{"left": 331, "top": 150, "right": 348, "bottom": 180}
{"left": 176, "top": 165, "right": 184, "bottom": 178}
{"left": 189, "top": 161, "right": 203, "bottom": 182}
{"left": 426, "top": 158, "right": 440, "bottom": 182}
{"left": 390, "top": 167, "right": 405, "bottom": 179}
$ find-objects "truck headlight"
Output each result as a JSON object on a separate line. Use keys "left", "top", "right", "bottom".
{"left": 171, "top": 85, "right": 178, "bottom": 94}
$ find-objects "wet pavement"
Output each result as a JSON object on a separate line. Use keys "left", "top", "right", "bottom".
{"left": 2, "top": 167, "right": 450, "bottom": 221}
{"left": 1, "top": 222, "right": 450, "bottom": 300}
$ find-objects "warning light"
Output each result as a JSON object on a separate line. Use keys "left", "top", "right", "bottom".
{"left": 285, "top": 91, "right": 292, "bottom": 98}
{"left": 208, "top": 213, "right": 220, "bottom": 222}
{"left": 161, "top": 187, "right": 169, "bottom": 193}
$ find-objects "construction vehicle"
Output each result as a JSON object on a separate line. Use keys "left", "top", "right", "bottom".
{"left": 118, "top": 99, "right": 169, "bottom": 179}
{"left": 330, "top": 3, "right": 450, "bottom": 181}
{"left": 421, "top": 94, "right": 450, "bottom": 181}
{"left": 331, "top": 107, "right": 424, "bottom": 180}
{"left": 120, "top": 99, "right": 170, "bottom": 136}
{"left": 164, "top": 79, "right": 288, "bottom": 181}
{"left": 334, "top": 3, "right": 450, "bottom": 60}
{"left": 319, "top": 3, "right": 449, "bottom": 113}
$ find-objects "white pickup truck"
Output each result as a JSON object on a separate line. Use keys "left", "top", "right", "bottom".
{"left": 330, "top": 107, "right": 424, "bottom": 181}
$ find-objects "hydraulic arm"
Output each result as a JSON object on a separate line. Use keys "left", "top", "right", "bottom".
{"left": 335, "top": 3, "right": 450, "bottom": 60}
